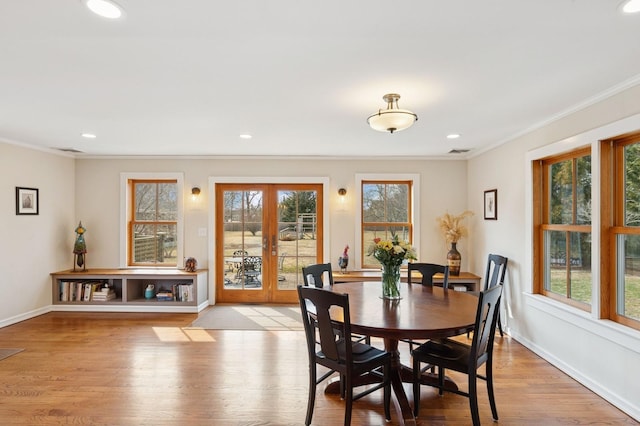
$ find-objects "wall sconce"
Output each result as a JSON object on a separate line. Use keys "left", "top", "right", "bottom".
{"left": 191, "top": 187, "right": 201, "bottom": 201}
{"left": 338, "top": 188, "right": 347, "bottom": 203}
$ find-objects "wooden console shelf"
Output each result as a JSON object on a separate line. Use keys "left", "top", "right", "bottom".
{"left": 333, "top": 270, "right": 481, "bottom": 292}
{"left": 51, "top": 268, "right": 208, "bottom": 313}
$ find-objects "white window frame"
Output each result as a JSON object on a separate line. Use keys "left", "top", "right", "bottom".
{"left": 119, "top": 172, "right": 185, "bottom": 268}
{"left": 354, "top": 173, "right": 420, "bottom": 270}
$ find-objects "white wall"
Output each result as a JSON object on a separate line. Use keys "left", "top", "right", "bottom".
{"left": 467, "top": 84, "right": 640, "bottom": 421}
{"left": 0, "top": 142, "right": 75, "bottom": 327}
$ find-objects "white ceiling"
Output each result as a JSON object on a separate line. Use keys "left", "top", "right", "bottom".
{"left": 1, "top": 1, "right": 639, "bottom": 158}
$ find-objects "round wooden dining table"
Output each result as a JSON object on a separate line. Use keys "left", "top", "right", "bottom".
{"left": 326, "top": 281, "right": 479, "bottom": 426}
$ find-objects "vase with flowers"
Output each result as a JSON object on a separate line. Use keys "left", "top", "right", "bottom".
{"left": 436, "top": 210, "right": 474, "bottom": 276}
{"left": 368, "top": 235, "right": 417, "bottom": 299}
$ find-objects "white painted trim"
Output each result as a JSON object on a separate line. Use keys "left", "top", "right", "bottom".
{"left": 0, "top": 306, "right": 51, "bottom": 329}
{"left": 207, "top": 176, "right": 331, "bottom": 306}
{"left": 119, "top": 172, "right": 185, "bottom": 268}
{"left": 354, "top": 173, "right": 421, "bottom": 270}
{"left": 524, "top": 114, "right": 640, "bottom": 323}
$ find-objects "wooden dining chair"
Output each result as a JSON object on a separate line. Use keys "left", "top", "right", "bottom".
{"left": 403, "top": 263, "right": 450, "bottom": 352}
{"left": 302, "top": 263, "right": 333, "bottom": 288}
{"left": 303, "top": 262, "right": 369, "bottom": 344}
{"left": 482, "top": 254, "right": 508, "bottom": 336}
{"left": 297, "top": 285, "right": 391, "bottom": 426}
{"left": 412, "top": 285, "right": 503, "bottom": 425}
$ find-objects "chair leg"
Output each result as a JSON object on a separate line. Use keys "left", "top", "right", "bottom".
{"left": 486, "top": 360, "right": 499, "bottom": 421}
{"left": 383, "top": 364, "right": 391, "bottom": 421}
{"left": 344, "top": 374, "right": 353, "bottom": 426}
{"left": 468, "top": 372, "right": 480, "bottom": 426}
{"left": 413, "top": 357, "right": 421, "bottom": 417}
{"left": 497, "top": 312, "right": 504, "bottom": 336}
{"left": 306, "top": 364, "right": 316, "bottom": 426}
{"left": 437, "top": 366, "right": 445, "bottom": 396}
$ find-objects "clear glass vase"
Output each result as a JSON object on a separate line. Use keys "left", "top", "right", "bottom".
{"left": 381, "top": 263, "right": 401, "bottom": 299}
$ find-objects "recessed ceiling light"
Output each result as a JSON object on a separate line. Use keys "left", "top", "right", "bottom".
{"left": 447, "top": 134, "right": 461, "bottom": 139}
{"left": 239, "top": 134, "right": 253, "bottom": 139}
{"left": 621, "top": 0, "right": 640, "bottom": 13}
{"left": 81, "top": 133, "right": 97, "bottom": 139}
{"left": 84, "top": 0, "right": 124, "bottom": 19}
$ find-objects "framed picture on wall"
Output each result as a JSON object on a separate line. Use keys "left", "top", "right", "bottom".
{"left": 16, "top": 187, "right": 39, "bottom": 215}
{"left": 484, "top": 189, "right": 497, "bottom": 220}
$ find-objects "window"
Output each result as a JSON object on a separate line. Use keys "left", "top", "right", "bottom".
{"left": 361, "top": 180, "right": 413, "bottom": 268}
{"left": 534, "top": 148, "right": 592, "bottom": 311}
{"left": 129, "top": 179, "right": 178, "bottom": 266}
{"left": 602, "top": 133, "right": 640, "bottom": 329}
{"left": 120, "top": 173, "right": 184, "bottom": 268}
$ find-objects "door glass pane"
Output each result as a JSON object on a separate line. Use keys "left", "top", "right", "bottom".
{"left": 618, "top": 234, "right": 640, "bottom": 321}
{"left": 222, "top": 190, "right": 263, "bottom": 289}
{"left": 277, "top": 190, "right": 317, "bottom": 289}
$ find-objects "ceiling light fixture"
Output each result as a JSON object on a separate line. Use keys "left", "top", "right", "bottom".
{"left": 81, "top": 133, "right": 97, "bottom": 139}
{"left": 367, "top": 93, "right": 418, "bottom": 133}
{"left": 447, "top": 134, "right": 461, "bottom": 139}
{"left": 622, "top": 0, "right": 640, "bottom": 13}
{"left": 84, "top": 0, "right": 124, "bottom": 19}
{"left": 239, "top": 134, "right": 253, "bottom": 139}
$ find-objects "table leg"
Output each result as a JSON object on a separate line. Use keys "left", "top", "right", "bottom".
{"left": 384, "top": 338, "right": 417, "bottom": 426}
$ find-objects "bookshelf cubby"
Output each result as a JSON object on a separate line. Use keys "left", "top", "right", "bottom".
{"left": 51, "top": 268, "right": 208, "bottom": 313}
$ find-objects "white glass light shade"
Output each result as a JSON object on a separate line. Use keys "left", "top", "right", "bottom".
{"left": 367, "top": 93, "right": 418, "bottom": 133}
{"left": 85, "top": 0, "right": 124, "bottom": 19}
{"left": 622, "top": 0, "right": 640, "bottom": 13}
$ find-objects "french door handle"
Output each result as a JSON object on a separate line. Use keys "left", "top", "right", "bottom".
{"left": 271, "top": 235, "right": 277, "bottom": 256}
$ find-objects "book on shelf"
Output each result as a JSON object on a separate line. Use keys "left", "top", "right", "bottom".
{"left": 452, "top": 284, "right": 468, "bottom": 292}
{"left": 156, "top": 290, "right": 174, "bottom": 301}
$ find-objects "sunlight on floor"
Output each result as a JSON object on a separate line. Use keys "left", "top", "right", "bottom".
{"left": 232, "top": 306, "right": 303, "bottom": 330}
{"left": 152, "top": 326, "right": 216, "bottom": 342}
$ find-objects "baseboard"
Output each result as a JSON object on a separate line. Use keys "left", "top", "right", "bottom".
{"left": 510, "top": 330, "right": 640, "bottom": 422}
{"left": 0, "top": 305, "right": 51, "bottom": 329}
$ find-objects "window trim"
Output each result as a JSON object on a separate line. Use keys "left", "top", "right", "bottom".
{"left": 535, "top": 148, "right": 592, "bottom": 311}
{"left": 354, "top": 173, "right": 420, "bottom": 270}
{"left": 526, "top": 112, "right": 640, "bottom": 329}
{"left": 120, "top": 172, "right": 184, "bottom": 268}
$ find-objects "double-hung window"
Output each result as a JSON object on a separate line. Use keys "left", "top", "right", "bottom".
{"left": 121, "top": 173, "right": 184, "bottom": 268}
{"left": 602, "top": 133, "right": 640, "bottom": 329}
{"left": 535, "top": 148, "right": 592, "bottom": 310}
{"left": 360, "top": 179, "right": 413, "bottom": 269}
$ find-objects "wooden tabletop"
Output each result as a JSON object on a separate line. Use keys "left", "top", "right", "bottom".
{"left": 330, "top": 281, "right": 478, "bottom": 340}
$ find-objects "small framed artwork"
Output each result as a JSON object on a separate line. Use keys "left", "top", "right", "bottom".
{"left": 16, "top": 187, "right": 39, "bottom": 215}
{"left": 484, "top": 189, "right": 497, "bottom": 220}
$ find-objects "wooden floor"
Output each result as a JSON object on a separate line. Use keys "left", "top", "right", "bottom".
{"left": 0, "top": 311, "right": 636, "bottom": 425}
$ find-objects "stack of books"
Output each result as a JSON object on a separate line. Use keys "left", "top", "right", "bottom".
{"left": 156, "top": 290, "right": 174, "bottom": 301}
{"left": 92, "top": 286, "right": 116, "bottom": 301}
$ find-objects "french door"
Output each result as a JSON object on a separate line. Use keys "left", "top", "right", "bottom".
{"left": 215, "top": 183, "right": 323, "bottom": 303}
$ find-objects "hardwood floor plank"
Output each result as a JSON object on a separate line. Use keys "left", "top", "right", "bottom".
{"left": 0, "top": 312, "right": 636, "bottom": 425}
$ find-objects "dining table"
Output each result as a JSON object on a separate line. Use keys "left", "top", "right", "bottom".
{"left": 324, "top": 281, "right": 479, "bottom": 426}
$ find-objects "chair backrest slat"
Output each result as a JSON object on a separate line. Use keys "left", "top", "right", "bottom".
{"left": 302, "top": 263, "right": 334, "bottom": 288}
{"left": 470, "top": 285, "right": 502, "bottom": 368}
{"left": 484, "top": 254, "right": 508, "bottom": 291}
{"left": 408, "top": 263, "right": 449, "bottom": 289}
{"left": 298, "top": 285, "right": 351, "bottom": 364}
